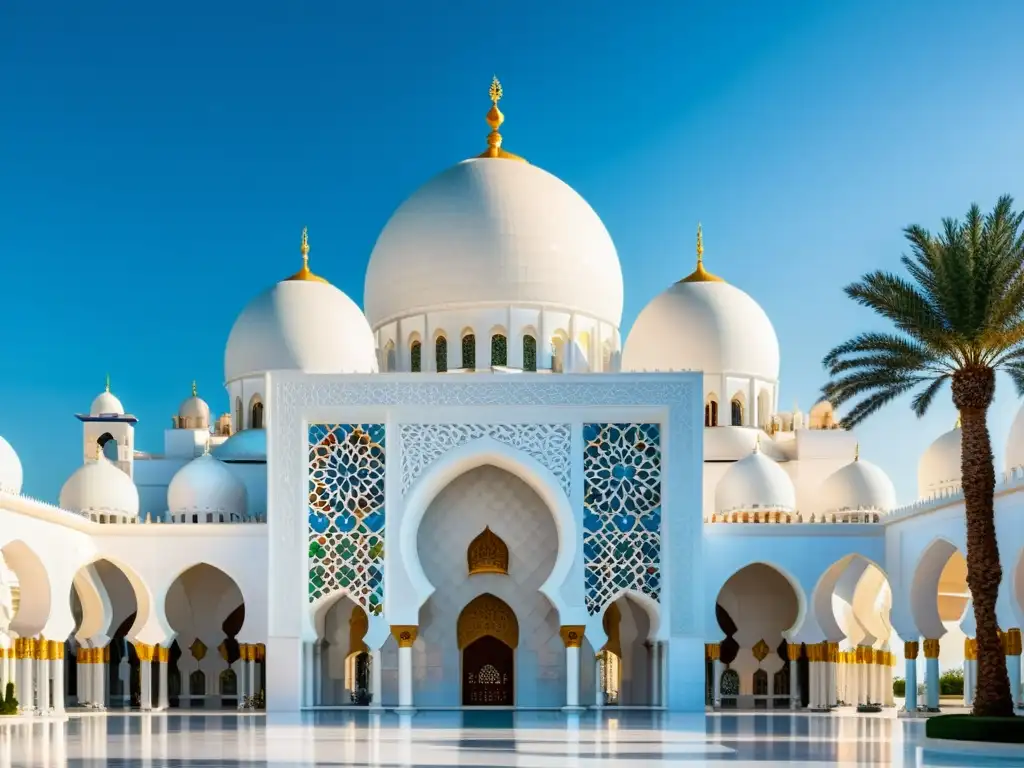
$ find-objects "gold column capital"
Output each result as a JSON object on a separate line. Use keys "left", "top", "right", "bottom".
{"left": 786, "top": 643, "right": 801, "bottom": 662}
{"left": 559, "top": 625, "right": 585, "bottom": 649}
{"left": 256, "top": 643, "right": 266, "bottom": 661}
{"left": 904, "top": 641, "right": 919, "bottom": 660}
{"left": 157, "top": 645, "right": 169, "bottom": 663}
{"left": 391, "top": 625, "right": 418, "bottom": 648}
{"left": 705, "top": 643, "right": 721, "bottom": 661}
{"left": 964, "top": 638, "right": 977, "bottom": 660}
{"left": 134, "top": 642, "right": 154, "bottom": 662}
{"left": 923, "top": 638, "right": 940, "bottom": 659}
{"left": 1004, "top": 628, "right": 1022, "bottom": 656}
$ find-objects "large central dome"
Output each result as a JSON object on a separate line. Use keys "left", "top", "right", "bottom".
{"left": 364, "top": 157, "right": 624, "bottom": 329}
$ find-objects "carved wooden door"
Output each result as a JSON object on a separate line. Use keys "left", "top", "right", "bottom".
{"left": 462, "top": 635, "right": 513, "bottom": 705}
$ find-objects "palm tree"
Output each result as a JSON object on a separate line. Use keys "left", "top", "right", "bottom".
{"left": 821, "top": 195, "right": 1024, "bottom": 717}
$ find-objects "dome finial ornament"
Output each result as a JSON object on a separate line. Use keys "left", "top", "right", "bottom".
{"left": 680, "top": 222, "right": 726, "bottom": 284}
{"left": 854, "top": 442, "right": 860, "bottom": 461}
{"left": 286, "top": 227, "right": 329, "bottom": 284}
{"left": 105, "top": 373, "right": 111, "bottom": 393}
{"left": 191, "top": 379, "right": 197, "bottom": 397}
{"left": 477, "top": 76, "right": 527, "bottom": 163}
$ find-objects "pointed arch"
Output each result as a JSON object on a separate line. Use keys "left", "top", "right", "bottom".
{"left": 456, "top": 593, "right": 519, "bottom": 650}
{"left": 910, "top": 537, "right": 965, "bottom": 640}
{"left": 0, "top": 539, "right": 51, "bottom": 637}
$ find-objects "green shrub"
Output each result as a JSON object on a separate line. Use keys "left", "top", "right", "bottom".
{"left": 939, "top": 669, "right": 964, "bottom": 696}
{"left": 926, "top": 714, "right": 1024, "bottom": 744}
{"left": 892, "top": 677, "right": 906, "bottom": 697}
{"left": 0, "top": 682, "right": 18, "bottom": 715}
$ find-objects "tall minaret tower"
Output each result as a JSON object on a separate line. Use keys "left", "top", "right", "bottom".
{"left": 75, "top": 374, "right": 137, "bottom": 478}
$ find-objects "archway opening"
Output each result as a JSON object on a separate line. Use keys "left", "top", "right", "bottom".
{"left": 0, "top": 541, "right": 50, "bottom": 640}
{"left": 597, "top": 594, "right": 657, "bottom": 705}
{"left": 164, "top": 563, "right": 245, "bottom": 709}
{"left": 911, "top": 541, "right": 969, "bottom": 650}
{"left": 97, "top": 432, "right": 118, "bottom": 461}
{"left": 457, "top": 593, "right": 518, "bottom": 706}
{"left": 313, "top": 593, "right": 370, "bottom": 706}
{"left": 715, "top": 563, "right": 799, "bottom": 709}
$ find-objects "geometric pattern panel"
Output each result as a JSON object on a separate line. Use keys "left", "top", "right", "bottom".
{"left": 399, "top": 423, "right": 571, "bottom": 496}
{"left": 582, "top": 423, "right": 661, "bottom": 615}
{"left": 308, "top": 424, "right": 386, "bottom": 615}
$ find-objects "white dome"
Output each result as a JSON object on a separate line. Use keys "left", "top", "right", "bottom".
{"left": 1005, "top": 403, "right": 1024, "bottom": 472}
{"left": 817, "top": 458, "right": 896, "bottom": 514}
{"left": 0, "top": 435, "right": 24, "bottom": 495}
{"left": 90, "top": 390, "right": 124, "bottom": 416}
{"left": 167, "top": 453, "right": 248, "bottom": 520}
{"left": 213, "top": 428, "right": 266, "bottom": 461}
{"left": 59, "top": 456, "right": 139, "bottom": 519}
{"left": 363, "top": 158, "right": 624, "bottom": 328}
{"left": 622, "top": 269, "right": 779, "bottom": 380}
{"left": 715, "top": 446, "right": 796, "bottom": 514}
{"left": 178, "top": 392, "right": 210, "bottom": 428}
{"left": 225, "top": 273, "right": 378, "bottom": 383}
{"left": 918, "top": 425, "right": 962, "bottom": 499}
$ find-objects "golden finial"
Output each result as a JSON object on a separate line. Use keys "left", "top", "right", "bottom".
{"left": 286, "top": 227, "right": 328, "bottom": 284}
{"left": 191, "top": 380, "right": 197, "bottom": 398}
{"left": 854, "top": 442, "right": 860, "bottom": 461}
{"left": 680, "top": 222, "right": 725, "bottom": 283}
{"left": 477, "top": 76, "right": 526, "bottom": 163}
{"left": 105, "top": 373, "right": 111, "bottom": 393}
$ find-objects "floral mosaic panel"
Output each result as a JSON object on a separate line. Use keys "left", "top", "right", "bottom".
{"left": 308, "top": 424, "right": 386, "bottom": 615}
{"left": 583, "top": 423, "right": 661, "bottom": 615}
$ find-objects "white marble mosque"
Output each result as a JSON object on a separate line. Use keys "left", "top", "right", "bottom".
{"left": 0, "top": 81, "right": 1023, "bottom": 720}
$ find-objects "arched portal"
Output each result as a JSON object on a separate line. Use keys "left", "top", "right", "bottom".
{"left": 0, "top": 540, "right": 51, "bottom": 638}
{"left": 911, "top": 539, "right": 970, "bottom": 642}
{"left": 458, "top": 594, "right": 518, "bottom": 706}
{"left": 410, "top": 464, "right": 562, "bottom": 707}
{"left": 715, "top": 563, "right": 800, "bottom": 708}
{"left": 596, "top": 593, "right": 658, "bottom": 705}
{"left": 164, "top": 563, "right": 245, "bottom": 709}
{"left": 313, "top": 593, "right": 370, "bottom": 706}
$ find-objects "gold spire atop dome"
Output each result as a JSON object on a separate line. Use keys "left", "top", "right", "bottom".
{"left": 477, "top": 76, "right": 527, "bottom": 163}
{"left": 854, "top": 442, "right": 860, "bottom": 461}
{"left": 285, "top": 227, "right": 329, "bottom": 283}
{"left": 679, "top": 223, "right": 726, "bottom": 284}
{"left": 105, "top": 373, "right": 111, "bottom": 393}
{"left": 191, "top": 380, "right": 197, "bottom": 398}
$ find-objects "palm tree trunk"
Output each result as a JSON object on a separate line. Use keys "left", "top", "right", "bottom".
{"left": 953, "top": 366, "right": 1013, "bottom": 717}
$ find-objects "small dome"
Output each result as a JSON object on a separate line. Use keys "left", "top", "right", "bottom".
{"left": 818, "top": 457, "right": 896, "bottom": 514}
{"left": 178, "top": 383, "right": 211, "bottom": 429}
{"left": 918, "top": 424, "right": 962, "bottom": 499}
{"left": 212, "top": 429, "right": 266, "bottom": 461}
{"left": 90, "top": 390, "right": 124, "bottom": 417}
{"left": 715, "top": 445, "right": 796, "bottom": 514}
{"left": 0, "top": 435, "right": 24, "bottom": 495}
{"left": 622, "top": 228, "right": 779, "bottom": 380}
{"left": 363, "top": 158, "right": 624, "bottom": 328}
{"left": 167, "top": 453, "right": 248, "bottom": 520}
{"left": 225, "top": 236, "right": 378, "bottom": 382}
{"left": 60, "top": 456, "right": 139, "bottom": 519}
{"left": 1005, "top": 402, "right": 1024, "bottom": 472}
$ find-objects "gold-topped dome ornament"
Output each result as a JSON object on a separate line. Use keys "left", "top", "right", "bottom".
{"left": 285, "top": 227, "right": 328, "bottom": 283}
{"left": 477, "top": 76, "right": 527, "bottom": 163}
{"left": 679, "top": 223, "right": 725, "bottom": 283}
{"left": 467, "top": 526, "right": 510, "bottom": 575}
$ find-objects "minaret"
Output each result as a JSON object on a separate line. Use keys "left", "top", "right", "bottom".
{"left": 76, "top": 374, "right": 137, "bottom": 478}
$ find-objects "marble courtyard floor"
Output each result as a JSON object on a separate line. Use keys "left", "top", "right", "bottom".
{"left": 0, "top": 709, "right": 1021, "bottom": 767}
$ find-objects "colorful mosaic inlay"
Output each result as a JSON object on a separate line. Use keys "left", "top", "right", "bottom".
{"left": 308, "top": 424, "right": 386, "bottom": 614}
{"left": 583, "top": 423, "right": 662, "bottom": 615}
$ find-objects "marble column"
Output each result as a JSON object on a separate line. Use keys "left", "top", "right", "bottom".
{"left": 237, "top": 645, "right": 248, "bottom": 705}
{"left": 136, "top": 643, "right": 153, "bottom": 711}
{"left": 1005, "top": 629, "right": 1022, "bottom": 709}
{"left": 0, "top": 644, "right": 9, "bottom": 694}
{"left": 157, "top": 646, "right": 170, "bottom": 710}
{"left": 248, "top": 649, "right": 257, "bottom": 704}
{"left": 806, "top": 644, "right": 819, "bottom": 709}
{"left": 302, "top": 642, "right": 314, "bottom": 707}
{"left": 903, "top": 641, "right": 919, "bottom": 712}
{"left": 594, "top": 655, "right": 603, "bottom": 709}
{"left": 827, "top": 643, "right": 838, "bottom": 707}
{"left": 50, "top": 641, "right": 65, "bottom": 714}
{"left": 391, "top": 626, "right": 417, "bottom": 710}
{"left": 76, "top": 647, "right": 90, "bottom": 706}
{"left": 560, "top": 626, "right": 584, "bottom": 710}
{"left": 884, "top": 651, "right": 895, "bottom": 707}
{"left": 36, "top": 638, "right": 51, "bottom": 712}
{"left": 20, "top": 639, "right": 36, "bottom": 711}
{"left": 923, "top": 639, "right": 940, "bottom": 711}
{"left": 650, "top": 642, "right": 661, "bottom": 707}
{"left": 963, "top": 638, "right": 975, "bottom": 707}
{"left": 370, "top": 648, "right": 382, "bottom": 709}
{"left": 94, "top": 647, "right": 107, "bottom": 709}
{"left": 787, "top": 644, "right": 800, "bottom": 709}
{"left": 706, "top": 643, "right": 721, "bottom": 709}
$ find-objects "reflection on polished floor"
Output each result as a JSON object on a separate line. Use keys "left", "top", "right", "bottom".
{"left": 0, "top": 710, "right": 1019, "bottom": 767}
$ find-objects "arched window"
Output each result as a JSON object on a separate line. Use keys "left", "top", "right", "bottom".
{"left": 98, "top": 433, "right": 118, "bottom": 461}
{"left": 435, "top": 336, "right": 448, "bottom": 373}
{"left": 384, "top": 342, "right": 396, "bottom": 373}
{"left": 730, "top": 399, "right": 743, "bottom": 426}
{"left": 753, "top": 668, "right": 769, "bottom": 696}
{"left": 704, "top": 401, "right": 719, "bottom": 427}
{"left": 522, "top": 335, "right": 537, "bottom": 371}
{"left": 234, "top": 397, "right": 242, "bottom": 431}
{"left": 252, "top": 401, "right": 264, "bottom": 429}
{"left": 219, "top": 668, "right": 237, "bottom": 695}
{"left": 462, "top": 334, "right": 476, "bottom": 370}
{"left": 189, "top": 669, "right": 206, "bottom": 696}
{"left": 491, "top": 334, "right": 507, "bottom": 367}
{"left": 410, "top": 341, "right": 422, "bottom": 373}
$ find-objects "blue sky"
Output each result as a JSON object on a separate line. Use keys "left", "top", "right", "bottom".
{"left": 1, "top": 1, "right": 1022, "bottom": 504}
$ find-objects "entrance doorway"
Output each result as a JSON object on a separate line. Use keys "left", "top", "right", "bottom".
{"left": 463, "top": 635, "right": 513, "bottom": 705}
{"left": 456, "top": 593, "right": 519, "bottom": 707}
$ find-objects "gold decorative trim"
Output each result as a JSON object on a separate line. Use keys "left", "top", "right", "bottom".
{"left": 457, "top": 594, "right": 519, "bottom": 650}
{"left": 256, "top": 643, "right": 266, "bottom": 662}
{"left": 467, "top": 527, "right": 510, "bottom": 576}
{"left": 923, "top": 638, "right": 940, "bottom": 659}
{"left": 752, "top": 639, "right": 770, "bottom": 663}
{"left": 157, "top": 645, "right": 169, "bottom": 663}
{"left": 476, "top": 76, "right": 527, "bottom": 163}
{"left": 964, "top": 638, "right": 976, "bottom": 660}
{"left": 391, "top": 625, "right": 418, "bottom": 649}
{"left": 560, "top": 625, "right": 585, "bottom": 649}
{"left": 705, "top": 642, "right": 721, "bottom": 661}
{"left": 134, "top": 643, "right": 154, "bottom": 663}
{"left": 786, "top": 643, "right": 801, "bottom": 662}
{"left": 904, "top": 641, "right": 919, "bottom": 660}
{"left": 1005, "top": 628, "right": 1022, "bottom": 656}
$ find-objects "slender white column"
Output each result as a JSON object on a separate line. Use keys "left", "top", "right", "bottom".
{"left": 302, "top": 642, "right": 314, "bottom": 707}
{"left": 94, "top": 649, "right": 107, "bottom": 709}
{"left": 0, "top": 643, "right": 8, "bottom": 693}
{"left": 157, "top": 647, "right": 169, "bottom": 710}
{"left": 924, "top": 639, "right": 940, "bottom": 711}
{"left": 594, "top": 655, "right": 603, "bottom": 709}
{"left": 237, "top": 646, "right": 248, "bottom": 705}
{"left": 713, "top": 659, "right": 723, "bottom": 708}
{"left": 650, "top": 643, "right": 660, "bottom": 706}
{"left": 37, "top": 648, "right": 51, "bottom": 712}
{"left": 20, "top": 639, "right": 36, "bottom": 711}
{"left": 963, "top": 638, "right": 974, "bottom": 708}
{"left": 391, "top": 626, "right": 417, "bottom": 710}
{"left": 370, "top": 649, "right": 383, "bottom": 709}
{"left": 561, "top": 627, "right": 584, "bottom": 710}
{"left": 1006, "top": 629, "right": 1022, "bottom": 709}
{"left": 788, "top": 646, "right": 800, "bottom": 709}
{"left": 248, "top": 655, "right": 257, "bottom": 703}
{"left": 903, "top": 642, "right": 918, "bottom": 712}
{"left": 313, "top": 641, "right": 323, "bottom": 706}
{"left": 826, "top": 643, "right": 837, "bottom": 707}
{"left": 52, "top": 643, "right": 66, "bottom": 714}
